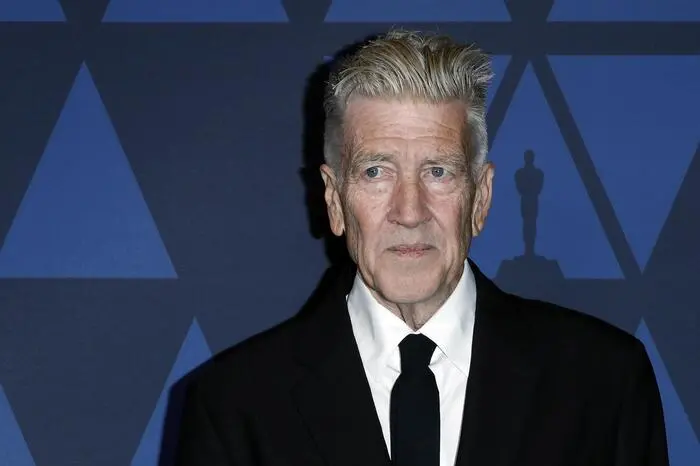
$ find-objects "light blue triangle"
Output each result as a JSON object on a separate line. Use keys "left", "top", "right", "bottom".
{"left": 0, "top": 0, "right": 65, "bottom": 21}
{"left": 550, "top": 56, "right": 700, "bottom": 271}
{"left": 549, "top": 0, "right": 700, "bottom": 21}
{"left": 0, "top": 64, "right": 177, "bottom": 278}
{"left": 103, "top": 0, "right": 288, "bottom": 22}
{"left": 0, "top": 385, "right": 37, "bottom": 466}
{"left": 469, "top": 64, "right": 622, "bottom": 279}
{"left": 131, "top": 318, "right": 213, "bottom": 466}
{"left": 635, "top": 320, "right": 700, "bottom": 465}
{"left": 325, "top": 0, "right": 509, "bottom": 21}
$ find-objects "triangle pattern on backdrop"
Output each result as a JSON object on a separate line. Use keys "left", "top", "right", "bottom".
{"left": 635, "top": 320, "right": 700, "bottom": 465}
{"left": 103, "top": 0, "right": 288, "bottom": 22}
{"left": 549, "top": 0, "right": 700, "bottom": 21}
{"left": 0, "top": 64, "right": 177, "bottom": 279}
{"left": 551, "top": 56, "right": 700, "bottom": 271}
{"left": 325, "top": 0, "right": 509, "bottom": 21}
{"left": 131, "top": 318, "right": 213, "bottom": 466}
{"left": 0, "top": 385, "right": 36, "bottom": 466}
{"left": 469, "top": 64, "right": 621, "bottom": 279}
{"left": 486, "top": 55, "right": 511, "bottom": 113}
{"left": 0, "top": 0, "right": 65, "bottom": 21}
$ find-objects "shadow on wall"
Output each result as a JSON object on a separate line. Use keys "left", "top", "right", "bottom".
{"left": 154, "top": 37, "right": 376, "bottom": 466}
{"left": 298, "top": 38, "right": 374, "bottom": 269}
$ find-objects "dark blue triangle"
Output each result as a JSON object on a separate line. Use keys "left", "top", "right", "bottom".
{"left": 0, "top": 0, "right": 64, "bottom": 21}
{"left": 131, "top": 318, "right": 212, "bottom": 466}
{"left": 0, "top": 64, "right": 177, "bottom": 278}
{"left": 325, "top": 0, "right": 509, "bottom": 21}
{"left": 103, "top": 0, "right": 288, "bottom": 22}
{"left": 487, "top": 55, "right": 510, "bottom": 112}
{"left": 635, "top": 320, "right": 700, "bottom": 465}
{"left": 469, "top": 64, "right": 621, "bottom": 279}
{"left": 551, "top": 56, "right": 700, "bottom": 271}
{"left": 0, "top": 385, "right": 37, "bottom": 466}
{"left": 549, "top": 0, "right": 700, "bottom": 21}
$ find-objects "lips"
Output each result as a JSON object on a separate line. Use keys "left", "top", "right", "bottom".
{"left": 388, "top": 244, "right": 434, "bottom": 257}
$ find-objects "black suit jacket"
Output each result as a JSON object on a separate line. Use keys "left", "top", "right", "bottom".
{"left": 174, "top": 261, "right": 669, "bottom": 466}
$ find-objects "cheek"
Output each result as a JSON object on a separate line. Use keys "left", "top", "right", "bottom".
{"left": 343, "top": 191, "right": 387, "bottom": 253}
{"left": 428, "top": 193, "right": 472, "bottom": 245}
{"left": 347, "top": 188, "right": 389, "bottom": 229}
{"left": 353, "top": 207, "right": 386, "bottom": 245}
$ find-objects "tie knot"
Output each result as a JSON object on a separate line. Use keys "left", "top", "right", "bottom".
{"left": 398, "top": 334, "right": 436, "bottom": 374}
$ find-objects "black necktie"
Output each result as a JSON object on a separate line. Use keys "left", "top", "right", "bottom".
{"left": 390, "top": 333, "right": 440, "bottom": 466}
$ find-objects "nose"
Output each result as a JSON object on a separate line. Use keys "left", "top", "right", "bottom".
{"left": 387, "top": 178, "right": 431, "bottom": 228}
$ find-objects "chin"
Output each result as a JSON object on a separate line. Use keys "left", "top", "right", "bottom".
{"left": 373, "top": 264, "right": 443, "bottom": 305}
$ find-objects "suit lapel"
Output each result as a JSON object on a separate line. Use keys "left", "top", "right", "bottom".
{"left": 289, "top": 261, "right": 545, "bottom": 466}
{"left": 454, "top": 262, "right": 546, "bottom": 466}
{"left": 291, "top": 265, "right": 391, "bottom": 466}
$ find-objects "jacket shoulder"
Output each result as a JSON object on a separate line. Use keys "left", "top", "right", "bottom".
{"left": 182, "top": 313, "right": 303, "bottom": 404}
{"left": 507, "top": 292, "right": 649, "bottom": 371}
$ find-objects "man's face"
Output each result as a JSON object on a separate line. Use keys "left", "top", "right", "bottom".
{"left": 321, "top": 97, "right": 494, "bottom": 307}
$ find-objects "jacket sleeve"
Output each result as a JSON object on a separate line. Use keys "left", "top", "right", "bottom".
{"left": 613, "top": 339, "right": 670, "bottom": 466}
{"left": 174, "top": 381, "right": 235, "bottom": 466}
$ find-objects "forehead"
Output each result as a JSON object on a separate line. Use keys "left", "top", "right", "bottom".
{"left": 343, "top": 97, "right": 467, "bottom": 150}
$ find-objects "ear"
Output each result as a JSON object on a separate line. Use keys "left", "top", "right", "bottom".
{"left": 320, "top": 164, "right": 345, "bottom": 236}
{"left": 471, "top": 162, "right": 494, "bottom": 237}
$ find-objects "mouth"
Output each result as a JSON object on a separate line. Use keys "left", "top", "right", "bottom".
{"left": 387, "top": 243, "right": 434, "bottom": 258}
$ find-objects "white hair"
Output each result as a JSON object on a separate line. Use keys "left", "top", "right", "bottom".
{"left": 323, "top": 29, "right": 494, "bottom": 183}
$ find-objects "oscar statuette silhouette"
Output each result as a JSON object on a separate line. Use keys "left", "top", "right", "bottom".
{"left": 496, "top": 150, "right": 564, "bottom": 298}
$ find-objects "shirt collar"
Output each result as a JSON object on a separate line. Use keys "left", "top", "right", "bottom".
{"left": 347, "top": 261, "right": 477, "bottom": 378}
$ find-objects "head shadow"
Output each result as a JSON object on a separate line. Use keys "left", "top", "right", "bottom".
{"left": 297, "top": 35, "right": 384, "bottom": 269}
{"left": 154, "top": 38, "right": 382, "bottom": 466}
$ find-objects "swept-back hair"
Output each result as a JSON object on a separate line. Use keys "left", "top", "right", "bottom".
{"left": 323, "top": 29, "right": 494, "bottom": 182}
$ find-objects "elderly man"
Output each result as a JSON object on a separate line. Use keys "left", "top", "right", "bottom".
{"left": 175, "top": 30, "right": 668, "bottom": 466}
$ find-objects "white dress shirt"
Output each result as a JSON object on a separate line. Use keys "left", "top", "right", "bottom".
{"left": 347, "top": 261, "right": 477, "bottom": 466}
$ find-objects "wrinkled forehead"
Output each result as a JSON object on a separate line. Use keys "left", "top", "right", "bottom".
{"left": 341, "top": 96, "right": 470, "bottom": 158}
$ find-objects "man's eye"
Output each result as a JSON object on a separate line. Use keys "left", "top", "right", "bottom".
{"left": 365, "top": 166, "right": 381, "bottom": 178}
{"left": 431, "top": 167, "right": 446, "bottom": 178}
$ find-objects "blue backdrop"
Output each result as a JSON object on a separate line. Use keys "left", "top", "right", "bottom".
{"left": 0, "top": 1, "right": 698, "bottom": 465}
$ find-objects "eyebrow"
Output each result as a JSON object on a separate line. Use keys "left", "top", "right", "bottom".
{"left": 347, "top": 150, "right": 470, "bottom": 177}
{"left": 423, "top": 153, "right": 468, "bottom": 171}
{"left": 349, "top": 151, "right": 395, "bottom": 167}
{"left": 350, "top": 149, "right": 466, "bottom": 165}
